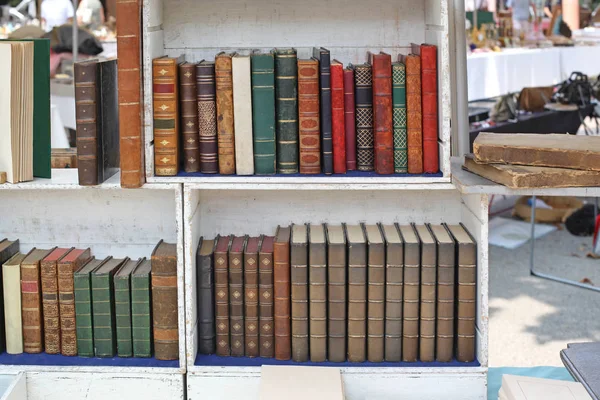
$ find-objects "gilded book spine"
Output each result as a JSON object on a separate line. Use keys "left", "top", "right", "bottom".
{"left": 179, "top": 63, "right": 200, "bottom": 173}
{"left": 251, "top": 53, "right": 277, "bottom": 175}
{"left": 354, "top": 64, "right": 374, "bottom": 171}
{"left": 406, "top": 54, "right": 423, "bottom": 174}
{"left": 196, "top": 62, "right": 219, "bottom": 174}
{"left": 298, "top": 59, "right": 320, "bottom": 175}
{"left": 275, "top": 49, "right": 299, "bottom": 174}
{"left": 392, "top": 63, "right": 408, "bottom": 173}
{"left": 153, "top": 58, "right": 179, "bottom": 176}
{"left": 258, "top": 237, "right": 275, "bottom": 358}
{"left": 74, "top": 61, "right": 99, "bottom": 185}
{"left": 215, "top": 53, "right": 236, "bottom": 175}
{"left": 41, "top": 248, "right": 72, "bottom": 354}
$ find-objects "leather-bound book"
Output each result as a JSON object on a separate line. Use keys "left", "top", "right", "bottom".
{"left": 229, "top": 236, "right": 246, "bottom": 356}
{"left": 291, "top": 224, "right": 309, "bottom": 362}
{"left": 57, "top": 248, "right": 91, "bottom": 356}
{"left": 381, "top": 224, "right": 403, "bottom": 362}
{"left": 429, "top": 225, "right": 455, "bottom": 362}
{"left": 414, "top": 224, "right": 436, "bottom": 362}
{"left": 41, "top": 247, "right": 72, "bottom": 354}
{"left": 331, "top": 60, "right": 346, "bottom": 174}
{"left": 153, "top": 57, "right": 180, "bottom": 176}
{"left": 0, "top": 239, "right": 19, "bottom": 353}
{"left": 115, "top": 258, "right": 141, "bottom": 357}
{"left": 275, "top": 49, "right": 299, "bottom": 174}
{"left": 179, "top": 62, "right": 199, "bottom": 173}
{"left": 308, "top": 224, "right": 327, "bottom": 362}
{"left": 446, "top": 224, "right": 477, "bottom": 363}
{"left": 353, "top": 64, "right": 374, "bottom": 172}
{"left": 98, "top": 59, "right": 120, "bottom": 183}
{"left": 196, "top": 61, "right": 218, "bottom": 174}
{"left": 404, "top": 53, "right": 423, "bottom": 174}
{"left": 74, "top": 60, "right": 99, "bottom": 185}
{"left": 232, "top": 54, "right": 254, "bottom": 176}
{"left": 298, "top": 58, "right": 320, "bottom": 175}
{"left": 244, "top": 237, "right": 260, "bottom": 357}
{"left": 370, "top": 52, "right": 394, "bottom": 175}
{"left": 21, "top": 247, "right": 53, "bottom": 353}
{"left": 274, "top": 226, "right": 291, "bottom": 360}
{"left": 420, "top": 44, "right": 439, "bottom": 174}
{"left": 398, "top": 225, "right": 420, "bottom": 362}
{"left": 313, "top": 47, "right": 333, "bottom": 175}
{"left": 344, "top": 67, "right": 357, "bottom": 171}
{"left": 251, "top": 52, "right": 276, "bottom": 175}
{"left": 116, "top": 0, "right": 144, "bottom": 188}
{"left": 75, "top": 257, "right": 105, "bottom": 357}
{"left": 326, "top": 224, "right": 347, "bottom": 362}
{"left": 151, "top": 240, "right": 179, "bottom": 360}
{"left": 258, "top": 236, "right": 275, "bottom": 358}
{"left": 392, "top": 62, "right": 408, "bottom": 173}
{"left": 214, "top": 235, "right": 232, "bottom": 356}
{"left": 3, "top": 252, "right": 27, "bottom": 354}
{"left": 346, "top": 224, "right": 366, "bottom": 362}
{"left": 197, "top": 237, "right": 217, "bottom": 355}
{"left": 215, "top": 52, "right": 236, "bottom": 174}
{"left": 364, "top": 224, "right": 384, "bottom": 363}
{"left": 131, "top": 258, "right": 152, "bottom": 357}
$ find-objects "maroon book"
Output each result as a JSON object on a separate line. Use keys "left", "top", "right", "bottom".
{"left": 331, "top": 60, "right": 346, "bottom": 174}
{"left": 421, "top": 44, "right": 439, "bottom": 173}
{"left": 344, "top": 67, "right": 357, "bottom": 171}
{"left": 371, "top": 52, "right": 394, "bottom": 175}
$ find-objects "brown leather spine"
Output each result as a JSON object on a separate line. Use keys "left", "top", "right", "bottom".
{"left": 117, "top": 0, "right": 144, "bottom": 188}
{"left": 291, "top": 224, "right": 309, "bottom": 362}
{"left": 416, "top": 225, "right": 436, "bottom": 362}
{"left": 383, "top": 224, "right": 403, "bottom": 362}
{"left": 371, "top": 52, "right": 394, "bottom": 175}
{"left": 346, "top": 225, "right": 367, "bottom": 363}
{"left": 153, "top": 57, "right": 180, "bottom": 176}
{"left": 215, "top": 236, "right": 232, "bottom": 356}
{"left": 74, "top": 60, "right": 99, "bottom": 186}
{"left": 406, "top": 54, "right": 423, "bottom": 174}
{"left": 273, "top": 226, "right": 291, "bottom": 360}
{"left": 298, "top": 59, "right": 321, "bottom": 175}
{"left": 308, "top": 224, "right": 327, "bottom": 362}
{"left": 215, "top": 53, "right": 236, "bottom": 175}
{"left": 400, "top": 225, "right": 420, "bottom": 362}
{"left": 179, "top": 63, "right": 200, "bottom": 173}
{"left": 229, "top": 236, "right": 246, "bottom": 357}
{"left": 196, "top": 61, "right": 218, "bottom": 174}
{"left": 365, "top": 225, "right": 385, "bottom": 363}
{"left": 258, "top": 236, "right": 275, "bottom": 358}
{"left": 244, "top": 237, "right": 260, "bottom": 357}
{"left": 41, "top": 248, "right": 72, "bottom": 354}
{"left": 327, "top": 225, "right": 347, "bottom": 363}
{"left": 151, "top": 240, "right": 179, "bottom": 360}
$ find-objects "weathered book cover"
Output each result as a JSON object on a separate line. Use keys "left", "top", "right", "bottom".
{"left": 229, "top": 236, "right": 247, "bottom": 357}
{"left": 353, "top": 63, "right": 374, "bottom": 171}
{"left": 331, "top": 60, "right": 346, "bottom": 174}
{"left": 131, "top": 258, "right": 152, "bottom": 357}
{"left": 215, "top": 52, "right": 236, "bottom": 175}
{"left": 196, "top": 61, "right": 219, "bottom": 174}
{"left": 251, "top": 52, "right": 276, "bottom": 175}
{"left": 274, "top": 226, "right": 291, "bottom": 360}
{"left": 75, "top": 257, "right": 106, "bottom": 357}
{"left": 344, "top": 67, "right": 357, "bottom": 171}
{"left": 308, "top": 224, "right": 327, "bottom": 362}
{"left": 365, "top": 224, "right": 385, "bottom": 362}
{"left": 392, "top": 62, "right": 408, "bottom": 173}
{"left": 421, "top": 44, "right": 439, "bottom": 174}
{"left": 371, "top": 52, "right": 394, "bottom": 175}
{"left": 399, "top": 225, "right": 420, "bottom": 362}
{"left": 41, "top": 247, "right": 72, "bottom": 354}
{"left": 298, "top": 58, "right": 321, "bottom": 175}
{"left": 179, "top": 62, "right": 200, "bottom": 173}
{"left": 326, "top": 224, "right": 347, "bottom": 362}
{"left": 244, "top": 237, "right": 260, "bottom": 357}
{"left": 414, "top": 224, "right": 436, "bottom": 362}
{"left": 381, "top": 224, "right": 403, "bottom": 362}
{"left": 313, "top": 47, "right": 333, "bottom": 174}
{"left": 258, "top": 236, "right": 275, "bottom": 358}
{"left": 404, "top": 54, "right": 423, "bottom": 174}
{"left": 74, "top": 59, "right": 100, "bottom": 185}
{"left": 232, "top": 54, "right": 254, "bottom": 175}
{"left": 275, "top": 49, "right": 299, "bottom": 174}
{"left": 0, "top": 240, "right": 21, "bottom": 353}
{"left": 114, "top": 258, "right": 142, "bottom": 357}
{"left": 197, "top": 237, "right": 217, "bottom": 355}
{"left": 215, "top": 235, "right": 232, "bottom": 356}
{"left": 291, "top": 224, "right": 309, "bottom": 362}
{"left": 3, "top": 252, "right": 26, "bottom": 354}
{"left": 346, "top": 224, "right": 367, "bottom": 362}
{"left": 153, "top": 57, "right": 180, "bottom": 176}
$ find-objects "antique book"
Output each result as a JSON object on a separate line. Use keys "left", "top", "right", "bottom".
{"left": 0, "top": 239, "right": 19, "bottom": 353}
{"left": 251, "top": 52, "right": 277, "bottom": 175}
{"left": 131, "top": 258, "right": 152, "bottom": 357}
{"left": 331, "top": 60, "right": 346, "bottom": 174}
{"left": 21, "top": 247, "right": 53, "bottom": 353}
{"left": 232, "top": 54, "right": 254, "bottom": 175}
{"left": 404, "top": 54, "right": 423, "bottom": 174}
{"left": 51, "top": 148, "right": 77, "bottom": 168}
{"left": 259, "top": 365, "right": 345, "bottom": 400}
{"left": 297, "top": 58, "right": 321, "bottom": 175}
{"left": 344, "top": 67, "right": 357, "bottom": 171}
{"left": 179, "top": 62, "right": 200, "bottom": 173}
{"left": 353, "top": 63, "right": 374, "bottom": 171}
{"left": 75, "top": 257, "right": 105, "bottom": 357}
{"left": 259, "top": 236, "right": 275, "bottom": 358}
{"left": 290, "top": 224, "right": 309, "bottom": 362}
{"left": 40, "top": 247, "right": 72, "bottom": 354}
{"left": 153, "top": 57, "right": 180, "bottom": 176}
{"left": 414, "top": 224, "right": 436, "bottom": 362}
{"left": 308, "top": 224, "right": 327, "bottom": 362}
{"left": 114, "top": 258, "right": 141, "bottom": 357}
{"left": 92, "top": 257, "right": 127, "bottom": 357}
{"left": 473, "top": 133, "right": 600, "bottom": 171}
{"left": 196, "top": 61, "right": 219, "bottom": 174}
{"left": 346, "top": 224, "right": 367, "bottom": 362}
{"left": 399, "top": 225, "right": 420, "bottom": 362}
{"left": 228, "top": 236, "right": 246, "bottom": 357}
{"left": 57, "top": 248, "right": 91, "bottom": 356}
{"left": 215, "top": 235, "right": 232, "bottom": 356}
{"left": 561, "top": 342, "right": 600, "bottom": 400}
{"left": 275, "top": 49, "right": 299, "bottom": 174}
{"left": 197, "top": 237, "right": 217, "bottom": 355}
{"left": 215, "top": 52, "right": 236, "bottom": 174}
{"left": 429, "top": 224, "right": 455, "bottom": 362}
{"left": 3, "top": 252, "right": 27, "bottom": 354}
{"left": 0, "top": 172, "right": 5, "bottom": 184}
{"left": 244, "top": 237, "right": 260, "bottom": 357}
{"left": 371, "top": 52, "right": 394, "bottom": 175}
{"left": 313, "top": 47, "right": 333, "bottom": 174}
{"left": 151, "top": 240, "right": 179, "bottom": 360}
{"left": 326, "top": 224, "right": 347, "bottom": 362}
{"left": 116, "top": 0, "right": 144, "bottom": 188}
{"left": 381, "top": 224, "right": 403, "bottom": 362}
{"left": 274, "top": 226, "right": 291, "bottom": 360}
{"left": 420, "top": 44, "right": 439, "bottom": 174}
{"left": 364, "top": 224, "right": 385, "bottom": 362}
{"left": 501, "top": 374, "right": 592, "bottom": 400}
{"left": 446, "top": 224, "right": 477, "bottom": 363}
{"left": 392, "top": 62, "right": 408, "bottom": 173}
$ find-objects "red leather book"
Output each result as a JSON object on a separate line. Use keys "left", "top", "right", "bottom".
{"left": 421, "top": 44, "right": 439, "bottom": 173}
{"left": 344, "top": 68, "right": 357, "bottom": 171}
{"left": 371, "top": 53, "right": 394, "bottom": 175}
{"left": 405, "top": 53, "right": 423, "bottom": 174}
{"left": 331, "top": 60, "right": 346, "bottom": 174}
{"left": 298, "top": 58, "right": 321, "bottom": 175}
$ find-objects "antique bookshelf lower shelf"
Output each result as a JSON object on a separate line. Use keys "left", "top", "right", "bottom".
{"left": 0, "top": 352, "right": 179, "bottom": 368}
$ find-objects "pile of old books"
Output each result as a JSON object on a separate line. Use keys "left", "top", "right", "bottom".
{"left": 498, "top": 375, "right": 592, "bottom": 400}
{"left": 463, "top": 133, "right": 600, "bottom": 189}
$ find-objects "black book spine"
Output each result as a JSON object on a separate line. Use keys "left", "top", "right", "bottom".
{"left": 313, "top": 47, "right": 333, "bottom": 175}
{"left": 197, "top": 239, "right": 216, "bottom": 354}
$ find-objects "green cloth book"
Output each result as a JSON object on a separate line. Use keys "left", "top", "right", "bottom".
{"left": 131, "top": 258, "right": 152, "bottom": 358}
{"left": 114, "top": 258, "right": 141, "bottom": 357}
{"left": 251, "top": 51, "right": 276, "bottom": 175}
{"left": 274, "top": 48, "right": 298, "bottom": 174}
{"left": 74, "top": 257, "right": 106, "bottom": 357}
{"left": 392, "top": 62, "right": 408, "bottom": 173}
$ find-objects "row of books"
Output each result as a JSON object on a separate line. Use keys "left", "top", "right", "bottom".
{"left": 0, "top": 239, "right": 179, "bottom": 360}
{"left": 196, "top": 222, "right": 477, "bottom": 363}
{"left": 153, "top": 45, "right": 440, "bottom": 177}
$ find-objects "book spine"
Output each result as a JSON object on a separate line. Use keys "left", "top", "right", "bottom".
{"left": 74, "top": 61, "right": 99, "bottom": 186}
{"left": 153, "top": 58, "right": 179, "bottom": 176}
{"left": 251, "top": 54, "right": 277, "bottom": 175}
{"left": 196, "top": 63, "right": 219, "bottom": 174}
{"left": 372, "top": 54, "right": 394, "bottom": 175}
{"left": 232, "top": 56, "right": 254, "bottom": 175}
{"left": 309, "top": 234, "right": 327, "bottom": 362}
{"left": 74, "top": 271, "right": 94, "bottom": 357}
{"left": 259, "top": 244, "right": 274, "bottom": 358}
{"left": 0, "top": 243, "right": 19, "bottom": 353}
{"left": 197, "top": 246, "right": 215, "bottom": 355}
{"left": 179, "top": 63, "right": 200, "bottom": 173}
{"left": 244, "top": 246, "right": 259, "bottom": 357}
{"left": 214, "top": 247, "right": 230, "bottom": 356}
{"left": 420, "top": 239, "right": 437, "bottom": 362}
{"left": 392, "top": 63, "right": 408, "bottom": 173}
{"left": 385, "top": 239, "right": 403, "bottom": 362}
{"left": 98, "top": 59, "right": 119, "bottom": 184}
{"left": 367, "top": 240, "right": 385, "bottom": 362}
{"left": 92, "top": 273, "right": 116, "bottom": 357}
{"left": 437, "top": 239, "right": 455, "bottom": 362}
{"left": 291, "top": 233, "right": 308, "bottom": 362}
{"left": 151, "top": 251, "right": 179, "bottom": 360}
{"left": 457, "top": 241, "right": 477, "bottom": 362}
{"left": 317, "top": 50, "right": 333, "bottom": 175}
{"left": 275, "top": 49, "right": 299, "bottom": 174}
{"left": 406, "top": 55, "right": 423, "bottom": 174}
{"left": 344, "top": 68, "right": 357, "bottom": 171}
{"left": 273, "top": 237, "right": 291, "bottom": 360}
{"left": 354, "top": 65, "right": 374, "bottom": 172}
{"left": 347, "top": 239, "right": 367, "bottom": 362}
{"left": 229, "top": 243, "right": 245, "bottom": 357}
{"left": 328, "top": 242, "right": 347, "bottom": 362}
{"left": 3, "top": 263, "right": 23, "bottom": 354}
{"left": 331, "top": 63, "right": 346, "bottom": 174}
{"left": 421, "top": 45, "right": 439, "bottom": 174}
{"left": 298, "top": 59, "right": 321, "bottom": 175}
{"left": 58, "top": 256, "right": 87, "bottom": 356}
{"left": 33, "top": 39, "right": 52, "bottom": 179}
{"left": 215, "top": 54, "right": 236, "bottom": 175}
{"left": 41, "top": 259, "right": 60, "bottom": 354}
{"left": 403, "top": 240, "right": 420, "bottom": 362}
{"left": 131, "top": 272, "right": 152, "bottom": 357}
{"left": 21, "top": 261, "right": 43, "bottom": 353}
{"left": 115, "top": 274, "right": 133, "bottom": 357}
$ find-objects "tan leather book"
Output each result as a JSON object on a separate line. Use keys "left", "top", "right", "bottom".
{"left": 430, "top": 225, "right": 456, "bottom": 362}
{"left": 308, "top": 224, "right": 327, "bottom": 362}
{"left": 274, "top": 226, "right": 291, "bottom": 360}
{"left": 4, "top": 252, "right": 27, "bottom": 354}
{"left": 258, "top": 236, "right": 275, "bottom": 358}
{"left": 153, "top": 57, "right": 180, "bottom": 176}
{"left": 298, "top": 58, "right": 321, "bottom": 174}
{"left": 290, "top": 224, "right": 308, "bottom": 362}
{"left": 382, "top": 224, "right": 403, "bottom": 362}
{"left": 244, "top": 237, "right": 260, "bottom": 357}
{"left": 364, "top": 224, "right": 384, "bottom": 363}
{"left": 415, "top": 224, "right": 436, "bottom": 362}
{"left": 179, "top": 62, "right": 200, "bottom": 173}
{"left": 326, "top": 224, "right": 347, "bottom": 363}
{"left": 446, "top": 224, "right": 477, "bottom": 363}
{"left": 404, "top": 54, "right": 423, "bottom": 174}
{"left": 215, "top": 235, "right": 232, "bottom": 356}
{"left": 346, "top": 224, "right": 367, "bottom": 362}
{"left": 399, "top": 225, "right": 419, "bottom": 362}
{"left": 259, "top": 365, "right": 345, "bottom": 400}
{"left": 229, "top": 236, "right": 247, "bottom": 357}
{"left": 215, "top": 52, "right": 236, "bottom": 175}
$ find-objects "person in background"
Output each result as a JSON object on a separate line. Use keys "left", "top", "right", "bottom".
{"left": 77, "top": 0, "right": 104, "bottom": 31}
{"left": 40, "top": 0, "right": 74, "bottom": 32}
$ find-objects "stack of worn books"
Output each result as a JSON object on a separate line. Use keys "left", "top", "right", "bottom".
{"left": 463, "top": 133, "right": 600, "bottom": 189}
{"left": 499, "top": 374, "right": 592, "bottom": 400}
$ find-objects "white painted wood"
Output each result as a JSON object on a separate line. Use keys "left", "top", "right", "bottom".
{"left": 0, "top": 373, "right": 26, "bottom": 400}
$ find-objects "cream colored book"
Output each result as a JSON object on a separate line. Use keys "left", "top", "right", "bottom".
{"left": 3, "top": 252, "right": 26, "bottom": 354}
{"left": 502, "top": 375, "right": 592, "bottom": 400}
{"left": 232, "top": 53, "right": 254, "bottom": 175}
{"left": 259, "top": 365, "right": 344, "bottom": 400}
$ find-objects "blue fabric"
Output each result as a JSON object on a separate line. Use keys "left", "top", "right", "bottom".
{"left": 488, "top": 367, "right": 574, "bottom": 400}
{"left": 0, "top": 352, "right": 179, "bottom": 367}
{"left": 175, "top": 170, "right": 444, "bottom": 178}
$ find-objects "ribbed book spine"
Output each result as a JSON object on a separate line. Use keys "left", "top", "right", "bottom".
{"left": 421, "top": 44, "right": 439, "bottom": 174}
{"left": 275, "top": 49, "right": 299, "bottom": 174}
{"left": 74, "top": 267, "right": 94, "bottom": 357}
{"left": 215, "top": 53, "right": 236, "bottom": 175}
{"left": 365, "top": 226, "right": 385, "bottom": 363}
{"left": 115, "top": 271, "right": 133, "bottom": 357}
{"left": 151, "top": 242, "right": 179, "bottom": 360}
{"left": 314, "top": 47, "right": 333, "bottom": 174}
{"left": 291, "top": 225, "right": 308, "bottom": 362}
{"left": 274, "top": 227, "right": 291, "bottom": 360}
{"left": 41, "top": 248, "right": 72, "bottom": 354}
{"left": 327, "top": 227, "right": 347, "bottom": 363}
{"left": 131, "top": 264, "right": 152, "bottom": 358}
{"left": 21, "top": 250, "right": 51, "bottom": 353}
{"left": 419, "top": 227, "right": 436, "bottom": 363}
{"left": 251, "top": 53, "right": 276, "bottom": 175}
{"left": 243, "top": 238, "right": 259, "bottom": 357}
{"left": 229, "top": 237, "right": 246, "bottom": 357}
{"left": 74, "top": 61, "right": 99, "bottom": 185}
{"left": 331, "top": 61, "right": 346, "bottom": 174}
{"left": 392, "top": 62, "right": 408, "bottom": 173}
{"left": 371, "top": 53, "right": 394, "bottom": 175}
{"left": 402, "top": 229, "right": 420, "bottom": 362}
{"left": 197, "top": 239, "right": 216, "bottom": 355}
{"left": 153, "top": 57, "right": 179, "bottom": 176}
{"left": 258, "top": 237, "right": 275, "bottom": 358}
{"left": 232, "top": 55, "right": 254, "bottom": 175}
{"left": 354, "top": 64, "right": 374, "bottom": 171}
{"left": 308, "top": 225, "right": 327, "bottom": 362}
{"left": 179, "top": 63, "right": 200, "bottom": 173}
{"left": 92, "top": 272, "right": 117, "bottom": 357}
{"left": 214, "top": 236, "right": 231, "bottom": 356}
{"left": 406, "top": 54, "right": 423, "bottom": 174}
{"left": 346, "top": 225, "right": 366, "bottom": 363}
{"left": 383, "top": 224, "right": 403, "bottom": 362}
{"left": 344, "top": 68, "right": 357, "bottom": 171}
{"left": 196, "top": 62, "right": 219, "bottom": 174}
{"left": 298, "top": 59, "right": 320, "bottom": 175}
